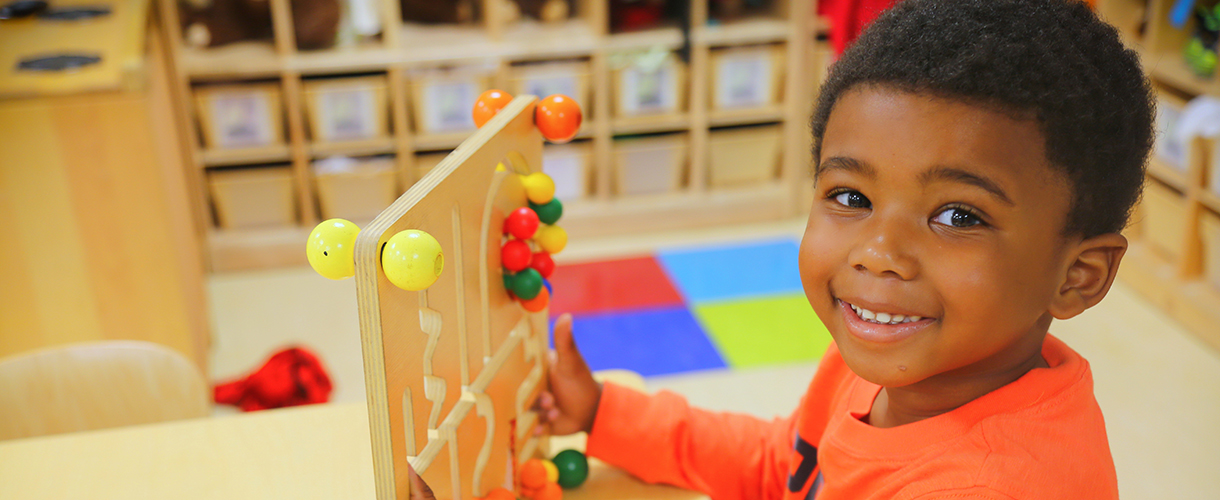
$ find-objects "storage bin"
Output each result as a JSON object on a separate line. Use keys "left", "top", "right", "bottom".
{"left": 543, "top": 142, "right": 593, "bottom": 200}
{"left": 209, "top": 167, "right": 295, "bottom": 229}
{"left": 612, "top": 52, "right": 687, "bottom": 118}
{"left": 510, "top": 61, "right": 591, "bottom": 110}
{"left": 314, "top": 156, "right": 398, "bottom": 221}
{"left": 303, "top": 76, "right": 389, "bottom": 143}
{"left": 708, "top": 125, "right": 782, "bottom": 188}
{"left": 613, "top": 134, "right": 687, "bottom": 196}
{"left": 415, "top": 151, "right": 452, "bottom": 181}
{"left": 195, "top": 83, "right": 284, "bottom": 149}
{"left": 1203, "top": 210, "right": 1220, "bottom": 290}
{"left": 708, "top": 45, "right": 785, "bottom": 110}
{"left": 1142, "top": 180, "right": 1189, "bottom": 261}
{"left": 410, "top": 66, "right": 492, "bottom": 134}
{"left": 1154, "top": 93, "right": 1187, "bottom": 172}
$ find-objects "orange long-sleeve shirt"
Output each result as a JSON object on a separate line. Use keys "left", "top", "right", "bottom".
{"left": 586, "top": 335, "right": 1118, "bottom": 499}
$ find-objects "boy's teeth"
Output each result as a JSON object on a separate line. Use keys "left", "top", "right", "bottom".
{"left": 848, "top": 302, "right": 924, "bottom": 325}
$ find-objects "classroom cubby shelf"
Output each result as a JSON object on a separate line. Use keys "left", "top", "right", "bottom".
{"left": 1101, "top": 0, "right": 1220, "bottom": 352}
{"left": 157, "top": 0, "right": 826, "bottom": 274}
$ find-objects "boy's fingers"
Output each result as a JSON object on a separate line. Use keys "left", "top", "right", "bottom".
{"left": 407, "top": 464, "right": 437, "bottom": 500}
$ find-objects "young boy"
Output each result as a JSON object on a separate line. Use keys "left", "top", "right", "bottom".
{"left": 534, "top": 0, "right": 1154, "bottom": 498}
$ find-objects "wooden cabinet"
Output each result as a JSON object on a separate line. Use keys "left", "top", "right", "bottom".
{"left": 0, "top": 0, "right": 209, "bottom": 371}
{"left": 156, "top": 0, "right": 818, "bottom": 272}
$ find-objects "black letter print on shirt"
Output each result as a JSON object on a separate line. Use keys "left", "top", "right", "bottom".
{"left": 787, "top": 434, "right": 817, "bottom": 493}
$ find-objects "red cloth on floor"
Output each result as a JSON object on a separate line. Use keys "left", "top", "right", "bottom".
{"left": 818, "top": 0, "right": 901, "bottom": 56}
{"left": 214, "top": 347, "right": 333, "bottom": 411}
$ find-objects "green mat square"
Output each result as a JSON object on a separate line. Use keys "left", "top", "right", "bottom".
{"left": 693, "top": 294, "right": 832, "bottom": 369}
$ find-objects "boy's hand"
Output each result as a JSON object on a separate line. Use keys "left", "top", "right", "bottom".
{"left": 408, "top": 464, "right": 436, "bottom": 500}
{"left": 535, "top": 314, "right": 602, "bottom": 435}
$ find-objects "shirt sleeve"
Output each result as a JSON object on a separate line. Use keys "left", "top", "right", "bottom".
{"left": 586, "top": 382, "right": 799, "bottom": 500}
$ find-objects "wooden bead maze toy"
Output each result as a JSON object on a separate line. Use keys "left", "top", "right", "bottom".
{"left": 307, "top": 93, "right": 580, "bottom": 500}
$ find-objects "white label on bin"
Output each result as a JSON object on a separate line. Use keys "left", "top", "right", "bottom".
{"left": 525, "top": 75, "right": 579, "bottom": 104}
{"left": 318, "top": 88, "right": 378, "bottom": 141}
{"left": 424, "top": 81, "right": 478, "bottom": 133}
{"left": 621, "top": 65, "right": 677, "bottom": 115}
{"left": 543, "top": 153, "right": 585, "bottom": 200}
{"left": 211, "top": 93, "right": 274, "bottom": 148}
{"left": 715, "top": 53, "right": 772, "bottom": 109}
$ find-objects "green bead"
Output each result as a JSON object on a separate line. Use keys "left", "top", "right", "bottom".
{"left": 529, "top": 198, "right": 564, "bottom": 225}
{"left": 510, "top": 268, "right": 543, "bottom": 300}
{"left": 503, "top": 271, "right": 515, "bottom": 294}
{"left": 552, "top": 449, "right": 588, "bottom": 488}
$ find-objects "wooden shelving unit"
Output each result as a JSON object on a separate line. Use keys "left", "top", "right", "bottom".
{"left": 157, "top": 0, "right": 820, "bottom": 272}
{"left": 1099, "top": 0, "right": 1220, "bottom": 351}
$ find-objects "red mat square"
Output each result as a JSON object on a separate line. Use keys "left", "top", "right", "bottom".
{"left": 548, "top": 256, "right": 684, "bottom": 316}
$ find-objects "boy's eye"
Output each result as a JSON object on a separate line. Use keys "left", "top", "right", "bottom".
{"left": 932, "top": 206, "right": 984, "bottom": 228}
{"left": 833, "top": 190, "right": 871, "bottom": 209}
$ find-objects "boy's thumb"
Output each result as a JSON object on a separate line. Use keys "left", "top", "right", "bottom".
{"left": 552, "top": 314, "right": 578, "bottom": 361}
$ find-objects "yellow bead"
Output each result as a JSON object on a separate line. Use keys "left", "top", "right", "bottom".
{"left": 522, "top": 172, "right": 556, "bottom": 205}
{"left": 382, "top": 230, "right": 444, "bottom": 291}
{"left": 535, "top": 224, "right": 567, "bottom": 254}
{"left": 496, "top": 162, "right": 507, "bottom": 172}
{"left": 307, "top": 219, "right": 360, "bottom": 280}
{"left": 543, "top": 460, "right": 559, "bottom": 483}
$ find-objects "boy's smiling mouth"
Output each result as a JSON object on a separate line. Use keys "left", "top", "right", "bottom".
{"left": 838, "top": 299, "right": 935, "bottom": 343}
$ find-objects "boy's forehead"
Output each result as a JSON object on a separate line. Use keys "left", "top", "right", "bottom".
{"left": 818, "top": 87, "right": 1055, "bottom": 178}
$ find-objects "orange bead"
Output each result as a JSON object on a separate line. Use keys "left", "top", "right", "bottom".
{"left": 481, "top": 487, "right": 516, "bottom": 500}
{"left": 534, "top": 482, "right": 563, "bottom": 500}
{"left": 520, "top": 458, "right": 549, "bottom": 490}
{"left": 520, "top": 285, "right": 550, "bottom": 313}
{"left": 534, "top": 94, "right": 582, "bottom": 143}
{"left": 473, "top": 89, "right": 514, "bottom": 128}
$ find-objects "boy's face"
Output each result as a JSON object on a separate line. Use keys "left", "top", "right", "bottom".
{"left": 800, "top": 87, "right": 1075, "bottom": 388}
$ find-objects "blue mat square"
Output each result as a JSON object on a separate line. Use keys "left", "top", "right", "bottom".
{"left": 656, "top": 239, "right": 805, "bottom": 303}
{"left": 554, "top": 306, "right": 728, "bottom": 377}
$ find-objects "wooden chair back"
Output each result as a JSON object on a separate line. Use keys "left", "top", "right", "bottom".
{"left": 0, "top": 341, "right": 209, "bottom": 440}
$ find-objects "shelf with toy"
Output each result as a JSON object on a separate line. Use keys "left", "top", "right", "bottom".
{"left": 1143, "top": 0, "right": 1219, "bottom": 93}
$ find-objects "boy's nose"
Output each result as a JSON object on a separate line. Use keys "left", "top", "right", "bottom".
{"left": 848, "top": 217, "right": 919, "bottom": 281}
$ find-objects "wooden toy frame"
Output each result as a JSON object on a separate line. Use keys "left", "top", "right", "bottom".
{"left": 355, "top": 96, "right": 548, "bottom": 500}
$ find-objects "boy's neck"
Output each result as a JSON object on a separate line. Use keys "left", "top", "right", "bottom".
{"left": 867, "top": 328, "right": 1051, "bottom": 429}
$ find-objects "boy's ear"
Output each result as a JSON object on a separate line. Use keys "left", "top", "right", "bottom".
{"left": 1049, "top": 233, "right": 1128, "bottom": 320}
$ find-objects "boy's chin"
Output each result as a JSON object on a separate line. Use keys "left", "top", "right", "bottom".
{"left": 833, "top": 339, "right": 931, "bottom": 388}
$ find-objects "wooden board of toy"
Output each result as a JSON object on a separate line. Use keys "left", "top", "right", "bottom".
{"left": 353, "top": 95, "right": 550, "bottom": 500}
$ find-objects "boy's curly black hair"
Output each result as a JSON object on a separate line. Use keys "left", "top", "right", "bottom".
{"left": 810, "top": 0, "right": 1155, "bottom": 237}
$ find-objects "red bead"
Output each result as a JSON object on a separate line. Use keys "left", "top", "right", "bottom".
{"left": 503, "top": 207, "right": 540, "bottom": 240}
{"left": 534, "top": 94, "right": 582, "bottom": 144}
{"left": 501, "top": 240, "right": 532, "bottom": 272}
{"left": 473, "top": 89, "right": 514, "bottom": 128}
{"left": 530, "top": 252, "right": 555, "bottom": 278}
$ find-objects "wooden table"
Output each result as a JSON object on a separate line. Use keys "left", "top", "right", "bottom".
{"left": 0, "top": 402, "right": 707, "bottom": 500}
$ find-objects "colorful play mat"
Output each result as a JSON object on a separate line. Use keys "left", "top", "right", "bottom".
{"left": 549, "top": 239, "right": 833, "bottom": 377}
